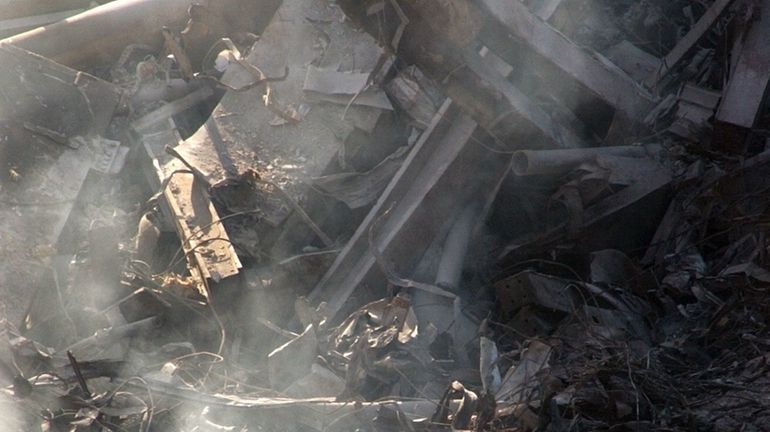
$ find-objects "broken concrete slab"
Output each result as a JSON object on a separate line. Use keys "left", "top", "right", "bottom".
{"left": 168, "top": 0, "right": 396, "bottom": 257}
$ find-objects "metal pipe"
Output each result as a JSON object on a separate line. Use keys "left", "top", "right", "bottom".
{"left": 411, "top": 203, "right": 481, "bottom": 367}
{"left": 512, "top": 145, "right": 659, "bottom": 176}
{"left": 435, "top": 204, "right": 478, "bottom": 290}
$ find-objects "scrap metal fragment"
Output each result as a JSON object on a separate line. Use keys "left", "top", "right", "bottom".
{"left": 462, "top": 49, "right": 591, "bottom": 149}
{"left": 161, "top": 27, "right": 195, "bottom": 80}
{"left": 312, "top": 146, "right": 409, "bottom": 209}
{"left": 0, "top": 44, "right": 121, "bottom": 326}
{"left": 478, "top": 45, "right": 513, "bottom": 78}
{"left": 267, "top": 325, "right": 318, "bottom": 392}
{"left": 530, "top": 0, "right": 564, "bottom": 21}
{"left": 496, "top": 340, "right": 552, "bottom": 406}
{"left": 162, "top": 170, "right": 242, "bottom": 286}
{"left": 494, "top": 271, "right": 579, "bottom": 314}
{"left": 283, "top": 363, "right": 346, "bottom": 398}
{"left": 0, "top": 0, "right": 88, "bottom": 20}
{"left": 132, "top": 86, "right": 214, "bottom": 132}
{"left": 669, "top": 84, "right": 721, "bottom": 140}
{"left": 303, "top": 65, "right": 392, "bottom": 110}
{"left": 385, "top": 68, "right": 440, "bottom": 128}
{"left": 309, "top": 101, "right": 472, "bottom": 319}
{"left": 310, "top": 100, "right": 511, "bottom": 322}
{"left": 136, "top": 115, "right": 243, "bottom": 285}
{"left": 339, "top": 0, "right": 592, "bottom": 148}
{"left": 122, "top": 379, "right": 457, "bottom": 431}
{"left": 646, "top": 0, "right": 733, "bottom": 87}
{"left": 0, "top": 43, "right": 120, "bottom": 138}
{"left": 500, "top": 157, "right": 672, "bottom": 261}
{"left": 479, "top": 0, "right": 656, "bottom": 121}
{"left": 412, "top": 204, "right": 480, "bottom": 365}
{"left": 714, "top": 0, "right": 770, "bottom": 150}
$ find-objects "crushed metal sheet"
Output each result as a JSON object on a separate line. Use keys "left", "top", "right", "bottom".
{"left": 311, "top": 146, "right": 409, "bottom": 209}
{"left": 303, "top": 65, "right": 393, "bottom": 110}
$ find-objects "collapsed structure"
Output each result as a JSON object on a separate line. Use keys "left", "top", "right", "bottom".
{"left": 0, "top": 0, "right": 769, "bottom": 430}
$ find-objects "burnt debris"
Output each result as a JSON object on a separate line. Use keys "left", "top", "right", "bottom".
{"left": 0, "top": 0, "right": 769, "bottom": 430}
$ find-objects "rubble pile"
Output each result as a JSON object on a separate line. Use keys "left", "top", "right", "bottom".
{"left": 0, "top": 0, "right": 769, "bottom": 430}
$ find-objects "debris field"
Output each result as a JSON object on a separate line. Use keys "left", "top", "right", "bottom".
{"left": 0, "top": 0, "right": 769, "bottom": 430}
